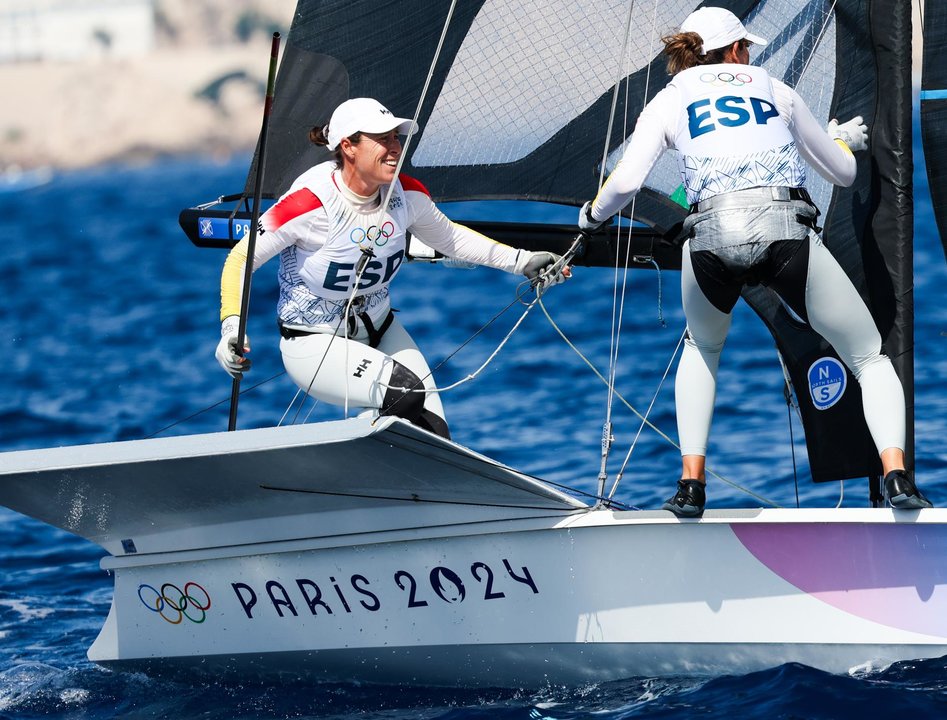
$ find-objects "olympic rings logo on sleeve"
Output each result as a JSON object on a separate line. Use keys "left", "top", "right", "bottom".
{"left": 699, "top": 71, "right": 753, "bottom": 87}
{"left": 349, "top": 221, "right": 395, "bottom": 247}
{"left": 138, "top": 582, "right": 211, "bottom": 624}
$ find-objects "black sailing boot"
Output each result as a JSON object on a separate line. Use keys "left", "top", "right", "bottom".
{"left": 884, "top": 470, "right": 933, "bottom": 510}
{"left": 662, "top": 479, "right": 706, "bottom": 518}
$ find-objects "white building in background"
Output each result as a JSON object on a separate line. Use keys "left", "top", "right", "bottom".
{"left": 0, "top": 0, "right": 154, "bottom": 63}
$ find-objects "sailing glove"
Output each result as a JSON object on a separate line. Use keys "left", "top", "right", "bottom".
{"left": 578, "top": 201, "right": 606, "bottom": 233}
{"left": 827, "top": 116, "right": 868, "bottom": 152}
{"left": 216, "top": 315, "right": 251, "bottom": 378}
{"left": 522, "top": 251, "right": 570, "bottom": 291}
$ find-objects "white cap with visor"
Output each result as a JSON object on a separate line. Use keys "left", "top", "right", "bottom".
{"left": 680, "top": 7, "right": 768, "bottom": 55}
{"left": 325, "top": 98, "right": 417, "bottom": 151}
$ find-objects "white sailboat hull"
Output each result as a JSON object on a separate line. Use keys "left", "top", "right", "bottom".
{"left": 3, "top": 417, "right": 946, "bottom": 686}
{"left": 91, "top": 509, "right": 947, "bottom": 686}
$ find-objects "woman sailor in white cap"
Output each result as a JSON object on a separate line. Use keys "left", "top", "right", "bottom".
{"left": 216, "top": 97, "right": 569, "bottom": 439}
{"left": 578, "top": 7, "right": 930, "bottom": 514}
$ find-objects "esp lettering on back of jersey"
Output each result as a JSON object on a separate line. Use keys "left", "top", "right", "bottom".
{"left": 687, "top": 95, "right": 780, "bottom": 139}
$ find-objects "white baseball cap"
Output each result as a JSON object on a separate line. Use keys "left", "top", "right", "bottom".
{"left": 325, "top": 98, "right": 417, "bottom": 151}
{"left": 680, "top": 7, "right": 768, "bottom": 54}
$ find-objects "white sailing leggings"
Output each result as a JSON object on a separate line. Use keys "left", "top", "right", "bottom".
{"left": 279, "top": 315, "right": 449, "bottom": 438}
{"left": 676, "top": 231, "right": 905, "bottom": 458}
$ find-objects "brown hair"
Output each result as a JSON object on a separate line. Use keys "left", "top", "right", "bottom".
{"left": 309, "top": 124, "right": 361, "bottom": 166}
{"left": 660, "top": 31, "right": 739, "bottom": 74}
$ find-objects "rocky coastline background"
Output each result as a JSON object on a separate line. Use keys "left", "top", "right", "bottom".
{"left": 1, "top": 0, "right": 295, "bottom": 172}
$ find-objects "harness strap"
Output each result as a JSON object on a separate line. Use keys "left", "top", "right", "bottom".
{"left": 278, "top": 309, "right": 395, "bottom": 349}
{"left": 690, "top": 186, "right": 813, "bottom": 214}
{"left": 359, "top": 309, "right": 395, "bottom": 349}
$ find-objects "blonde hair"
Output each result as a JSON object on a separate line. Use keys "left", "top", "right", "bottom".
{"left": 661, "top": 31, "right": 736, "bottom": 74}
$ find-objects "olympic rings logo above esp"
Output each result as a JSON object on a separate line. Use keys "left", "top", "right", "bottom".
{"left": 350, "top": 221, "right": 395, "bottom": 247}
{"left": 138, "top": 582, "right": 211, "bottom": 624}
{"left": 700, "top": 71, "right": 753, "bottom": 87}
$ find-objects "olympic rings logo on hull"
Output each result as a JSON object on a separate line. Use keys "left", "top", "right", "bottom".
{"left": 138, "top": 582, "right": 211, "bottom": 624}
{"left": 350, "top": 221, "right": 395, "bottom": 247}
{"left": 700, "top": 71, "right": 753, "bottom": 87}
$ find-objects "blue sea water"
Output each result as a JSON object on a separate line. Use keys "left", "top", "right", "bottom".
{"left": 0, "top": 127, "right": 946, "bottom": 717}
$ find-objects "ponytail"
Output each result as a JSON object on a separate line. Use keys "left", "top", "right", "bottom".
{"left": 661, "top": 31, "right": 731, "bottom": 74}
{"left": 310, "top": 124, "right": 358, "bottom": 167}
{"left": 309, "top": 124, "right": 330, "bottom": 146}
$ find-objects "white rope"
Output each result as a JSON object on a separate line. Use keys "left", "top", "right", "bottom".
{"left": 835, "top": 479, "right": 845, "bottom": 509}
{"left": 378, "top": 285, "right": 541, "bottom": 394}
{"left": 607, "top": 327, "right": 686, "bottom": 500}
{"left": 797, "top": 0, "right": 840, "bottom": 85}
{"left": 597, "top": 0, "right": 638, "bottom": 189}
{"left": 596, "top": 0, "right": 664, "bottom": 498}
{"left": 375, "top": 0, "right": 458, "bottom": 221}
{"left": 537, "top": 295, "right": 782, "bottom": 508}
{"left": 277, "top": 387, "right": 306, "bottom": 426}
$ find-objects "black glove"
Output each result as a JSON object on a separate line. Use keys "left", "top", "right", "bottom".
{"left": 578, "top": 201, "right": 605, "bottom": 233}
{"left": 522, "top": 251, "right": 570, "bottom": 291}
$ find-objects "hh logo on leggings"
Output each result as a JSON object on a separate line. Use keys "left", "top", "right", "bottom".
{"left": 353, "top": 358, "right": 372, "bottom": 378}
{"left": 807, "top": 357, "right": 847, "bottom": 410}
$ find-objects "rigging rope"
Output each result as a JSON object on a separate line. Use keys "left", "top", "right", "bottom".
{"left": 594, "top": 0, "right": 665, "bottom": 501}
{"left": 537, "top": 295, "right": 781, "bottom": 508}
{"left": 797, "top": 0, "right": 840, "bottom": 85}
{"left": 378, "top": 283, "right": 541, "bottom": 395}
{"left": 597, "top": 0, "right": 639, "bottom": 190}
{"left": 260, "top": 483, "right": 588, "bottom": 513}
{"left": 607, "top": 327, "right": 686, "bottom": 501}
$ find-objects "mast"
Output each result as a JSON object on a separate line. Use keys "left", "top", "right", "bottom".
{"left": 921, "top": 0, "right": 947, "bottom": 261}
{"left": 867, "top": 0, "right": 915, "bottom": 471}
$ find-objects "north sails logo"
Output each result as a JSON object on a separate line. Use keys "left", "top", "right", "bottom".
{"left": 807, "top": 357, "right": 847, "bottom": 410}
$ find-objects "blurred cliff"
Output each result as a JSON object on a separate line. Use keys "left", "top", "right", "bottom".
{"left": 0, "top": 0, "right": 295, "bottom": 171}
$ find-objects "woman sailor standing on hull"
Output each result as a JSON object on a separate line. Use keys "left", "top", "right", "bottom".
{"left": 216, "top": 97, "right": 569, "bottom": 438}
{"left": 578, "top": 7, "right": 931, "bottom": 515}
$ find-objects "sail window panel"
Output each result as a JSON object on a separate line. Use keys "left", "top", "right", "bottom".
{"left": 412, "top": 0, "right": 702, "bottom": 168}
{"left": 749, "top": 0, "right": 838, "bottom": 213}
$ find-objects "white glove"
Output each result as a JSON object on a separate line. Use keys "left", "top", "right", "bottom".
{"left": 578, "top": 200, "right": 606, "bottom": 233}
{"left": 827, "top": 116, "right": 867, "bottom": 152}
{"left": 522, "top": 251, "right": 571, "bottom": 292}
{"left": 215, "top": 315, "right": 251, "bottom": 378}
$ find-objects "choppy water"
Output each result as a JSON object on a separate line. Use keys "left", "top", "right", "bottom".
{"left": 1, "top": 126, "right": 945, "bottom": 717}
